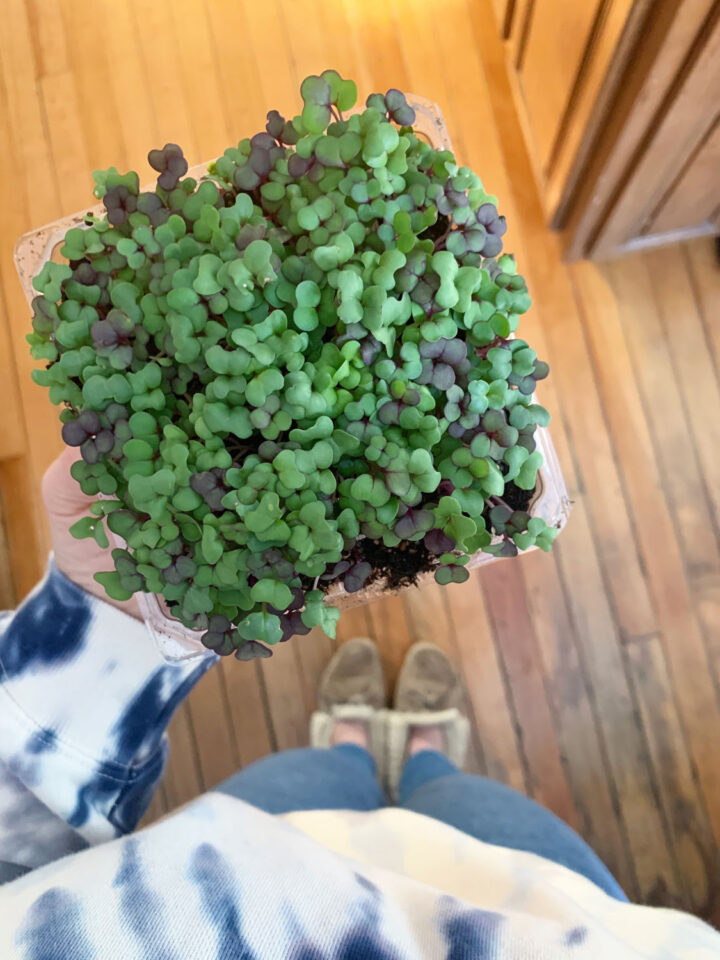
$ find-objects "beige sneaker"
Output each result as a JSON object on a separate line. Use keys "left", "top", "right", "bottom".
{"left": 309, "top": 638, "right": 387, "bottom": 768}
{"left": 317, "top": 637, "right": 386, "bottom": 712}
{"left": 384, "top": 642, "right": 470, "bottom": 799}
{"left": 394, "top": 642, "right": 464, "bottom": 712}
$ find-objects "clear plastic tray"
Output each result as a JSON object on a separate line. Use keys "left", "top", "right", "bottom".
{"left": 15, "top": 95, "right": 570, "bottom": 661}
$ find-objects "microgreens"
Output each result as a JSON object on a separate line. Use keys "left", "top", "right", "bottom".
{"left": 29, "top": 70, "right": 556, "bottom": 660}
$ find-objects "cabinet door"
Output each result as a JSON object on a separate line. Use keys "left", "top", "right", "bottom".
{"left": 490, "top": 0, "right": 511, "bottom": 35}
{"left": 648, "top": 120, "right": 720, "bottom": 237}
{"left": 589, "top": 9, "right": 720, "bottom": 257}
{"left": 555, "top": 0, "right": 719, "bottom": 259}
{"left": 516, "top": 0, "right": 607, "bottom": 174}
{"left": 507, "top": 0, "right": 645, "bottom": 221}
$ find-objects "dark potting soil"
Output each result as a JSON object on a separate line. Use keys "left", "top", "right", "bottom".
{"left": 479, "top": 479, "right": 534, "bottom": 539}
{"left": 309, "top": 479, "right": 536, "bottom": 598}
{"left": 498, "top": 480, "right": 533, "bottom": 513}
{"left": 215, "top": 429, "right": 535, "bottom": 595}
{"left": 422, "top": 213, "right": 451, "bottom": 244}
{"left": 324, "top": 482, "right": 534, "bottom": 593}
{"left": 356, "top": 536, "right": 437, "bottom": 589}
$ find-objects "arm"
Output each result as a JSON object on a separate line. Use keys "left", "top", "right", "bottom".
{"left": 0, "top": 450, "right": 216, "bottom": 875}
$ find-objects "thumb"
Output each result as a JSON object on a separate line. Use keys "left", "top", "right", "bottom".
{"left": 41, "top": 446, "right": 97, "bottom": 519}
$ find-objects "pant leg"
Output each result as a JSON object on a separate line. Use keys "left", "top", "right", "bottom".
{"left": 214, "top": 744, "right": 385, "bottom": 814}
{"left": 399, "top": 750, "right": 627, "bottom": 901}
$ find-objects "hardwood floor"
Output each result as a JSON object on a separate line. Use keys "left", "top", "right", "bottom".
{"left": 1, "top": 0, "right": 719, "bottom": 923}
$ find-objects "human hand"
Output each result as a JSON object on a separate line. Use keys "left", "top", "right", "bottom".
{"left": 42, "top": 447, "right": 142, "bottom": 620}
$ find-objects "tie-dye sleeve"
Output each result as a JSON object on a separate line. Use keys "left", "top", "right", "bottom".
{"left": 0, "top": 559, "right": 217, "bottom": 871}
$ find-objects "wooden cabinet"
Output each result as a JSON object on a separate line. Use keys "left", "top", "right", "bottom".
{"left": 500, "top": 0, "right": 720, "bottom": 259}
{"left": 649, "top": 122, "right": 720, "bottom": 236}
{"left": 514, "top": 0, "right": 611, "bottom": 174}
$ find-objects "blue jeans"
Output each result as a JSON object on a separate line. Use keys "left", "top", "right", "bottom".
{"left": 216, "top": 745, "right": 626, "bottom": 900}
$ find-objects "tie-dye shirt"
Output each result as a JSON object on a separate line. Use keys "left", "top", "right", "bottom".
{"left": 0, "top": 562, "right": 718, "bottom": 958}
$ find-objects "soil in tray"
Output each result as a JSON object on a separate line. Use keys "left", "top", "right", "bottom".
{"left": 496, "top": 480, "right": 534, "bottom": 513}
{"left": 164, "top": 479, "right": 536, "bottom": 631}
{"left": 332, "top": 480, "right": 535, "bottom": 592}
{"left": 357, "top": 536, "right": 437, "bottom": 589}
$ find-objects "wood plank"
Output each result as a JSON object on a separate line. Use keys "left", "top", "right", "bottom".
{"left": 0, "top": 2, "right": 65, "bottom": 568}
{"left": 221, "top": 658, "right": 275, "bottom": 767}
{"left": 170, "top": 0, "right": 233, "bottom": 159}
{"left": 260, "top": 638, "right": 313, "bottom": 751}
{"left": 684, "top": 238, "right": 720, "bottom": 383}
{"left": 571, "top": 260, "right": 720, "bottom": 857}
{"left": 0, "top": 67, "right": 26, "bottom": 461}
{"left": 130, "top": 0, "right": 199, "bottom": 160}
{"left": 479, "top": 560, "right": 577, "bottom": 826}
{"left": 341, "top": 0, "right": 410, "bottom": 95}
{"left": 203, "top": 0, "right": 267, "bottom": 139}
{"left": 0, "top": 486, "right": 16, "bottom": 608}
{"left": 0, "top": 291, "right": 25, "bottom": 460}
{"left": 139, "top": 780, "right": 169, "bottom": 829}
{"left": 58, "top": 1, "right": 128, "bottom": 174}
{"left": 531, "top": 266, "right": 657, "bottom": 639}
{"left": 397, "top": 585, "right": 458, "bottom": 660}
{"left": 279, "top": 0, "right": 329, "bottom": 84}
{"left": 626, "top": 635, "right": 720, "bottom": 919}
{"left": 25, "top": 0, "right": 68, "bottom": 78}
{"left": 97, "top": 0, "right": 158, "bottom": 173}
{"left": 366, "top": 593, "right": 415, "bottom": 692}
{"left": 312, "top": 0, "right": 371, "bottom": 94}
{"left": 163, "top": 702, "right": 205, "bottom": 809}
{"left": 335, "top": 604, "right": 373, "bottom": 644}
{"left": 520, "top": 547, "right": 637, "bottom": 892}
{"left": 643, "top": 245, "right": 720, "bottom": 538}
{"left": 0, "top": 457, "right": 44, "bottom": 599}
{"left": 552, "top": 500, "right": 676, "bottom": 903}
{"left": 293, "top": 627, "right": 337, "bottom": 720}
{"left": 39, "top": 70, "right": 93, "bottom": 220}
{"left": 603, "top": 253, "right": 720, "bottom": 684}
{"left": 444, "top": 568, "right": 528, "bottom": 794}
{"left": 185, "top": 667, "right": 240, "bottom": 789}
{"left": 1, "top": 1, "right": 61, "bottom": 226}
{"left": 239, "top": 0, "right": 302, "bottom": 120}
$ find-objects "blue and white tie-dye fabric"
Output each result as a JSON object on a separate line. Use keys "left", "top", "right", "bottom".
{"left": 2, "top": 795, "right": 720, "bottom": 959}
{"left": 1, "top": 562, "right": 719, "bottom": 958}
{"left": 0, "top": 560, "right": 215, "bottom": 853}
